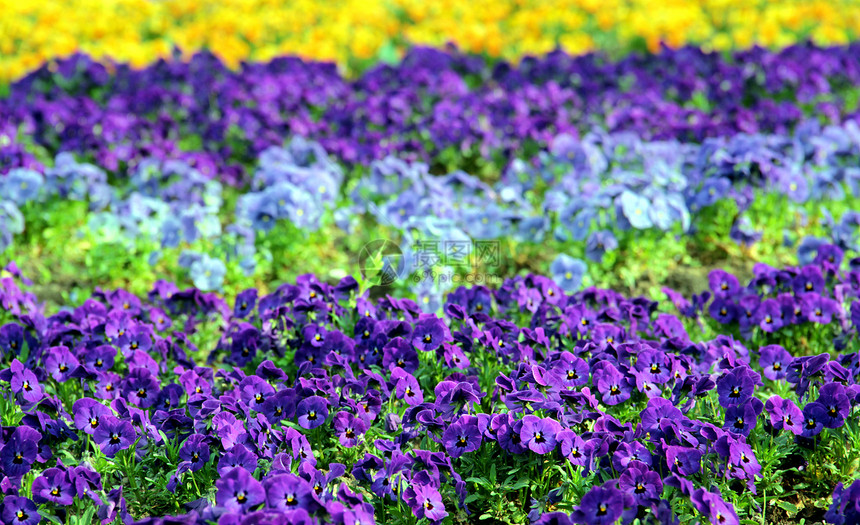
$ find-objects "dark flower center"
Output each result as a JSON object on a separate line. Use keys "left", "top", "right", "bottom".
{"left": 17, "top": 510, "right": 27, "bottom": 519}
{"left": 425, "top": 500, "right": 434, "bottom": 510}
{"left": 730, "top": 387, "right": 741, "bottom": 398}
{"left": 59, "top": 364, "right": 68, "bottom": 372}
{"left": 96, "top": 359, "right": 103, "bottom": 367}
{"left": 236, "top": 491, "right": 246, "bottom": 503}
{"left": 597, "top": 503, "right": 608, "bottom": 516}
{"left": 650, "top": 363, "right": 659, "bottom": 373}
{"left": 51, "top": 487, "right": 59, "bottom": 496}
{"left": 635, "top": 483, "right": 645, "bottom": 494}
{"left": 423, "top": 335, "right": 431, "bottom": 343}
{"left": 130, "top": 342, "right": 138, "bottom": 350}
{"left": 829, "top": 407, "right": 838, "bottom": 417}
{"left": 773, "top": 362, "right": 781, "bottom": 371}
{"left": 137, "top": 388, "right": 147, "bottom": 398}
{"left": 13, "top": 453, "right": 23, "bottom": 464}
{"left": 815, "top": 308, "right": 822, "bottom": 317}
{"left": 534, "top": 432, "right": 545, "bottom": 444}
{"left": 720, "top": 308, "right": 727, "bottom": 316}
{"left": 610, "top": 385, "right": 620, "bottom": 395}
{"left": 476, "top": 304, "right": 483, "bottom": 311}
{"left": 345, "top": 428, "right": 355, "bottom": 439}
{"left": 110, "top": 433, "right": 120, "bottom": 444}
{"left": 308, "top": 411, "right": 317, "bottom": 420}
{"left": 458, "top": 436, "right": 467, "bottom": 447}
{"left": 22, "top": 381, "right": 31, "bottom": 392}
{"left": 90, "top": 417, "right": 99, "bottom": 428}
{"left": 734, "top": 417, "right": 744, "bottom": 429}
{"left": 192, "top": 453, "right": 199, "bottom": 462}
{"left": 806, "top": 419, "right": 816, "bottom": 429}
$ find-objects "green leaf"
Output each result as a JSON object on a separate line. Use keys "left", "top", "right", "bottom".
{"left": 465, "top": 476, "right": 492, "bottom": 488}
{"left": 777, "top": 501, "right": 798, "bottom": 514}
{"left": 506, "top": 478, "right": 530, "bottom": 491}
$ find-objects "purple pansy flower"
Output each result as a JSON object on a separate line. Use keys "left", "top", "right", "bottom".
{"left": 72, "top": 398, "right": 113, "bottom": 435}
{"left": 216, "top": 467, "right": 266, "bottom": 512}
{"left": 716, "top": 367, "right": 755, "bottom": 408}
{"left": 296, "top": 396, "right": 329, "bottom": 430}
{"left": 412, "top": 316, "right": 447, "bottom": 352}
{"left": 0, "top": 426, "right": 40, "bottom": 477}
{"left": 44, "top": 345, "right": 79, "bottom": 382}
{"left": 263, "top": 473, "right": 315, "bottom": 511}
{"left": 405, "top": 483, "right": 447, "bottom": 523}
{"left": 758, "top": 345, "right": 791, "bottom": 381}
{"left": 32, "top": 467, "right": 75, "bottom": 506}
{"left": 0, "top": 497, "right": 40, "bottom": 525}
{"left": 179, "top": 434, "right": 211, "bottom": 471}
{"left": 594, "top": 363, "right": 631, "bottom": 405}
{"left": 442, "top": 416, "right": 482, "bottom": 458}
{"left": 519, "top": 415, "right": 561, "bottom": 455}
{"left": 93, "top": 416, "right": 136, "bottom": 457}
{"left": 572, "top": 485, "right": 625, "bottom": 525}
{"left": 333, "top": 412, "right": 367, "bottom": 448}
{"left": 765, "top": 396, "right": 803, "bottom": 435}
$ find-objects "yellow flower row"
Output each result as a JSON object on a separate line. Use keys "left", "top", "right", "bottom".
{"left": 1, "top": 0, "right": 858, "bottom": 81}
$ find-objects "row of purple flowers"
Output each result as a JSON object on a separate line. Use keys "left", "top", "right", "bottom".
{"left": 3, "top": 43, "right": 860, "bottom": 183}
{"left": 0, "top": 241, "right": 858, "bottom": 523}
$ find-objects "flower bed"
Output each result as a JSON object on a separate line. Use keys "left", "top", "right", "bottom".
{"left": 0, "top": 245, "right": 859, "bottom": 523}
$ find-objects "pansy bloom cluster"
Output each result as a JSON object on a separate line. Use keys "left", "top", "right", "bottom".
{"left": 4, "top": 3, "right": 860, "bottom": 523}
{"left": 0, "top": 241, "right": 858, "bottom": 524}
{"left": 4, "top": 44, "right": 860, "bottom": 178}
{"left": 3, "top": 115, "right": 860, "bottom": 299}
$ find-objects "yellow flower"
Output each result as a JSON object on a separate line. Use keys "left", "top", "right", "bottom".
{"left": 1, "top": 0, "right": 859, "bottom": 82}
